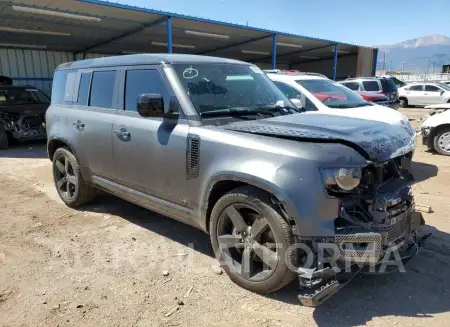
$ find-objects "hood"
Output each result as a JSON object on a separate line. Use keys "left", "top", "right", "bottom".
{"left": 357, "top": 92, "right": 387, "bottom": 101}
{"left": 221, "top": 113, "right": 415, "bottom": 162}
{"left": 0, "top": 103, "right": 48, "bottom": 115}
{"left": 322, "top": 103, "right": 409, "bottom": 127}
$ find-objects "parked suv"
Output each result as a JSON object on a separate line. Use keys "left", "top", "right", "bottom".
{"left": 339, "top": 77, "right": 400, "bottom": 108}
{"left": 46, "top": 54, "right": 423, "bottom": 306}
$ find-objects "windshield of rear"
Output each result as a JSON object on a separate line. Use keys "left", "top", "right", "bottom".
{"left": 173, "top": 63, "right": 290, "bottom": 113}
{"left": 0, "top": 88, "right": 49, "bottom": 105}
{"left": 438, "top": 83, "right": 450, "bottom": 91}
{"left": 296, "top": 79, "right": 369, "bottom": 109}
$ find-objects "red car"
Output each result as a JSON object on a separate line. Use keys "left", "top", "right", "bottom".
{"left": 313, "top": 91, "right": 389, "bottom": 106}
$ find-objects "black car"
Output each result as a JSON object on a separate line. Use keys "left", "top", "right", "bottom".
{"left": 0, "top": 85, "right": 49, "bottom": 149}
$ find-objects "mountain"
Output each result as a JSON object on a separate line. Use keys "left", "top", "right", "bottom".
{"left": 375, "top": 34, "right": 450, "bottom": 73}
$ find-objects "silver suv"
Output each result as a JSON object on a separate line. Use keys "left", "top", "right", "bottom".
{"left": 46, "top": 54, "right": 424, "bottom": 306}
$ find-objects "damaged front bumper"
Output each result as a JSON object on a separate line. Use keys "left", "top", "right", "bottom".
{"left": 296, "top": 211, "right": 427, "bottom": 307}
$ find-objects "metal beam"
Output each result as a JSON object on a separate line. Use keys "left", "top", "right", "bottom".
{"left": 167, "top": 16, "right": 172, "bottom": 53}
{"left": 289, "top": 52, "right": 357, "bottom": 66}
{"left": 372, "top": 48, "right": 378, "bottom": 76}
{"left": 78, "top": 16, "right": 168, "bottom": 54}
{"left": 272, "top": 34, "right": 277, "bottom": 69}
{"left": 250, "top": 43, "right": 336, "bottom": 63}
{"left": 332, "top": 44, "right": 338, "bottom": 80}
{"left": 197, "top": 34, "right": 274, "bottom": 55}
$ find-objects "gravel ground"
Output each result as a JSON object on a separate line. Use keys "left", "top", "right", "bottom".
{"left": 1, "top": 108, "right": 450, "bottom": 327}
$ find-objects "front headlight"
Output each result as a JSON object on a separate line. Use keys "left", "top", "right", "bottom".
{"left": 322, "top": 167, "right": 362, "bottom": 191}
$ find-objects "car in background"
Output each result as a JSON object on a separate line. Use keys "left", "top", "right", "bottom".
{"left": 441, "top": 81, "right": 450, "bottom": 86}
{"left": 265, "top": 70, "right": 415, "bottom": 143}
{"left": 420, "top": 107, "right": 450, "bottom": 156}
{"left": 339, "top": 77, "right": 400, "bottom": 109}
{"left": 0, "top": 85, "right": 49, "bottom": 149}
{"left": 398, "top": 82, "right": 450, "bottom": 107}
{"left": 380, "top": 75, "right": 406, "bottom": 88}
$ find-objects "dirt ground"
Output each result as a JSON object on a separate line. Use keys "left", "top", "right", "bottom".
{"left": 1, "top": 108, "right": 450, "bottom": 327}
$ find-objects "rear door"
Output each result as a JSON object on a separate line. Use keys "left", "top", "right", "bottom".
{"left": 112, "top": 66, "right": 189, "bottom": 206}
{"left": 424, "top": 84, "right": 445, "bottom": 104}
{"left": 71, "top": 69, "right": 118, "bottom": 180}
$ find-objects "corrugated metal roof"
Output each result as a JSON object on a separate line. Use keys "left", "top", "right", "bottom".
{"left": 0, "top": 0, "right": 370, "bottom": 72}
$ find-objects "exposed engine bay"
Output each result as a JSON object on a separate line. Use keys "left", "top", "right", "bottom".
{"left": 297, "top": 152, "right": 429, "bottom": 306}
{"left": 1, "top": 111, "right": 46, "bottom": 140}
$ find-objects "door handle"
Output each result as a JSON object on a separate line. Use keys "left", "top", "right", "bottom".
{"left": 73, "top": 120, "right": 85, "bottom": 130}
{"left": 114, "top": 128, "right": 131, "bottom": 141}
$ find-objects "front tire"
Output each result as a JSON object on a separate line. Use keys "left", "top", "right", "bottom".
{"left": 210, "top": 186, "right": 298, "bottom": 294}
{"left": 52, "top": 147, "right": 97, "bottom": 207}
{"left": 0, "top": 125, "right": 9, "bottom": 150}
{"left": 433, "top": 126, "right": 450, "bottom": 156}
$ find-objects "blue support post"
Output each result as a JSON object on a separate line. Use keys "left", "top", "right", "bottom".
{"left": 272, "top": 34, "right": 277, "bottom": 69}
{"left": 167, "top": 16, "right": 172, "bottom": 53}
{"left": 372, "top": 49, "right": 378, "bottom": 76}
{"left": 332, "top": 44, "right": 338, "bottom": 80}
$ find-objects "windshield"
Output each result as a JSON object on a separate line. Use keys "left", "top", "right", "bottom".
{"left": 173, "top": 63, "right": 291, "bottom": 114}
{"left": 296, "top": 79, "right": 369, "bottom": 109}
{"left": 437, "top": 83, "right": 450, "bottom": 91}
{"left": 0, "top": 88, "right": 49, "bottom": 105}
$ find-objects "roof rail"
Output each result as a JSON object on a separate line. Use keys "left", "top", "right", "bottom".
{"left": 262, "top": 69, "right": 281, "bottom": 73}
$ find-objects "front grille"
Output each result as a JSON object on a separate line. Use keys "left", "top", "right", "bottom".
{"left": 335, "top": 233, "right": 382, "bottom": 263}
{"left": 387, "top": 216, "right": 408, "bottom": 243}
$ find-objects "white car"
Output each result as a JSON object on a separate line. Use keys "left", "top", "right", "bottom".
{"left": 265, "top": 70, "right": 416, "bottom": 144}
{"left": 420, "top": 106, "right": 450, "bottom": 155}
{"left": 398, "top": 82, "right": 450, "bottom": 107}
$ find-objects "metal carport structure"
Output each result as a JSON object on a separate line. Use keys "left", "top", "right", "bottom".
{"left": 0, "top": 0, "right": 377, "bottom": 94}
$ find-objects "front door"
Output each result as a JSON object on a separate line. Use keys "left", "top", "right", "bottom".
{"left": 112, "top": 67, "right": 189, "bottom": 208}
{"left": 424, "top": 84, "right": 445, "bottom": 104}
{"left": 405, "top": 84, "right": 425, "bottom": 105}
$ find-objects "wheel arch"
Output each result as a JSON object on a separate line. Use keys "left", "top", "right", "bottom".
{"left": 201, "top": 173, "right": 297, "bottom": 233}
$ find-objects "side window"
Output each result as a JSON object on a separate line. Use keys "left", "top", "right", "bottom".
{"left": 272, "top": 81, "right": 301, "bottom": 99}
{"left": 425, "top": 85, "right": 440, "bottom": 92}
{"left": 77, "top": 72, "right": 92, "bottom": 106}
{"left": 272, "top": 81, "right": 317, "bottom": 111}
{"left": 64, "top": 72, "right": 77, "bottom": 102}
{"left": 362, "top": 80, "right": 380, "bottom": 91}
{"left": 342, "top": 82, "right": 360, "bottom": 91}
{"left": 51, "top": 70, "right": 68, "bottom": 104}
{"left": 89, "top": 71, "right": 116, "bottom": 109}
{"left": 409, "top": 85, "right": 423, "bottom": 91}
{"left": 124, "top": 69, "right": 171, "bottom": 112}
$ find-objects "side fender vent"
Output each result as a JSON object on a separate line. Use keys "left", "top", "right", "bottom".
{"left": 187, "top": 134, "right": 200, "bottom": 179}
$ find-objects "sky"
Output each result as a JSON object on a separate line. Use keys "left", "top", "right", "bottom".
{"left": 116, "top": 0, "right": 450, "bottom": 46}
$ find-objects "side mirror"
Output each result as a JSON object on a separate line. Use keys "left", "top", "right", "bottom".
{"left": 290, "top": 98, "right": 303, "bottom": 108}
{"left": 137, "top": 93, "right": 164, "bottom": 117}
{"left": 440, "top": 90, "right": 445, "bottom": 95}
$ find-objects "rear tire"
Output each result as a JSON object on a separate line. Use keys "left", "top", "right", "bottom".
{"left": 433, "top": 126, "right": 450, "bottom": 156}
{"left": 399, "top": 97, "right": 408, "bottom": 108}
{"left": 0, "top": 125, "right": 9, "bottom": 150}
{"left": 210, "top": 186, "right": 298, "bottom": 294}
{"left": 52, "top": 147, "right": 98, "bottom": 207}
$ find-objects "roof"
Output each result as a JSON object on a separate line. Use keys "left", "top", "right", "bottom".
{"left": 266, "top": 73, "right": 326, "bottom": 81}
{"left": 0, "top": 0, "right": 368, "bottom": 66}
{"left": 57, "top": 53, "right": 250, "bottom": 70}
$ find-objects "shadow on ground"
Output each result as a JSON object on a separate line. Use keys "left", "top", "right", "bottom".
{"left": 79, "top": 193, "right": 450, "bottom": 323}
{"left": 80, "top": 194, "right": 213, "bottom": 257}
{"left": 0, "top": 141, "right": 47, "bottom": 159}
{"left": 411, "top": 160, "right": 438, "bottom": 184}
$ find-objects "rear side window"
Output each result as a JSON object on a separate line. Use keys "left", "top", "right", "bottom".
{"left": 51, "top": 70, "right": 68, "bottom": 104}
{"left": 342, "top": 82, "right": 360, "bottom": 91}
{"left": 124, "top": 69, "right": 171, "bottom": 112}
{"left": 425, "top": 85, "right": 440, "bottom": 92}
{"left": 77, "top": 72, "right": 92, "bottom": 106}
{"left": 408, "top": 85, "right": 423, "bottom": 91}
{"left": 89, "top": 71, "right": 116, "bottom": 109}
{"left": 362, "top": 80, "right": 380, "bottom": 91}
